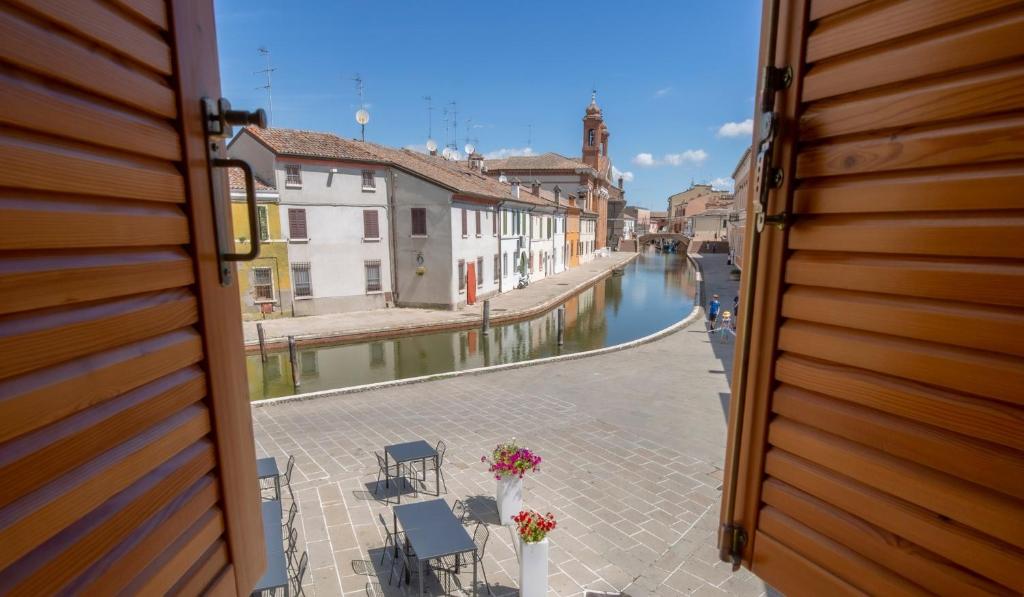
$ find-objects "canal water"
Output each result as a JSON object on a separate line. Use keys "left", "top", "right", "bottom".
{"left": 247, "top": 250, "right": 696, "bottom": 400}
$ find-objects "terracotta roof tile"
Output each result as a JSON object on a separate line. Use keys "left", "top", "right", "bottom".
{"left": 238, "top": 127, "right": 388, "bottom": 163}
{"left": 484, "top": 152, "right": 592, "bottom": 173}
{"left": 227, "top": 167, "right": 275, "bottom": 191}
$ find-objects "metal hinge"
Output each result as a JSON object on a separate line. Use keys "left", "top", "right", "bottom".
{"left": 720, "top": 523, "right": 748, "bottom": 571}
{"left": 760, "top": 65, "right": 792, "bottom": 111}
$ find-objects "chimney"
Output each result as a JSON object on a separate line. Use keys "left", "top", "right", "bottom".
{"left": 553, "top": 186, "right": 561, "bottom": 203}
{"left": 618, "top": 176, "right": 624, "bottom": 190}
{"left": 468, "top": 152, "right": 483, "bottom": 171}
{"left": 568, "top": 195, "right": 577, "bottom": 207}
{"left": 531, "top": 180, "right": 541, "bottom": 196}
{"left": 511, "top": 179, "right": 520, "bottom": 199}
{"left": 429, "top": 148, "right": 438, "bottom": 156}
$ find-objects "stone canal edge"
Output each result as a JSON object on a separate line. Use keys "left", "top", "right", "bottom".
{"left": 245, "top": 251, "right": 642, "bottom": 353}
{"left": 252, "top": 252, "right": 704, "bottom": 407}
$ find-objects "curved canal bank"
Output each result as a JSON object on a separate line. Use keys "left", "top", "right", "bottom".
{"left": 247, "top": 250, "right": 697, "bottom": 400}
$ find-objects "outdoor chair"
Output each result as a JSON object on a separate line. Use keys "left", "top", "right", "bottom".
{"left": 451, "top": 498, "right": 468, "bottom": 524}
{"left": 377, "top": 512, "right": 415, "bottom": 585}
{"left": 375, "top": 452, "right": 406, "bottom": 502}
{"left": 433, "top": 522, "right": 494, "bottom": 596}
{"left": 283, "top": 501, "right": 298, "bottom": 536}
{"left": 291, "top": 551, "right": 308, "bottom": 597}
{"left": 281, "top": 455, "right": 296, "bottom": 503}
{"left": 285, "top": 527, "right": 299, "bottom": 573}
{"left": 409, "top": 439, "right": 448, "bottom": 494}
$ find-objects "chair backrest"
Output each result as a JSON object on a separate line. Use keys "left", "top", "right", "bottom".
{"left": 451, "top": 499, "right": 466, "bottom": 523}
{"left": 285, "top": 501, "right": 298, "bottom": 531}
{"left": 435, "top": 439, "right": 447, "bottom": 466}
{"left": 472, "top": 522, "right": 489, "bottom": 557}
{"left": 375, "top": 451, "right": 387, "bottom": 470}
{"left": 377, "top": 512, "right": 392, "bottom": 539}
{"left": 283, "top": 454, "right": 296, "bottom": 484}
{"left": 294, "top": 550, "right": 308, "bottom": 585}
{"left": 286, "top": 526, "right": 298, "bottom": 556}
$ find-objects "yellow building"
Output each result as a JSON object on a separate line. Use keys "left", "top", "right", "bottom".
{"left": 228, "top": 168, "right": 292, "bottom": 319}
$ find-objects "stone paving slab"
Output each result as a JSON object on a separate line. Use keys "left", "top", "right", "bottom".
{"left": 251, "top": 254, "right": 767, "bottom": 596}
{"left": 243, "top": 252, "right": 637, "bottom": 347}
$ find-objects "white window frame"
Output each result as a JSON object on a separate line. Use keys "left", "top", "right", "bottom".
{"left": 361, "top": 169, "right": 376, "bottom": 191}
{"left": 284, "top": 164, "right": 302, "bottom": 188}
{"left": 251, "top": 266, "right": 275, "bottom": 303}
{"left": 292, "top": 262, "right": 313, "bottom": 299}
{"left": 365, "top": 260, "right": 383, "bottom": 293}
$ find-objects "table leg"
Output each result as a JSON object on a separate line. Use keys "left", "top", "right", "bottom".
{"left": 393, "top": 511, "right": 398, "bottom": 558}
{"left": 435, "top": 455, "right": 440, "bottom": 496}
{"left": 472, "top": 549, "right": 478, "bottom": 596}
{"left": 385, "top": 452, "right": 390, "bottom": 488}
{"left": 275, "top": 476, "right": 281, "bottom": 502}
{"left": 418, "top": 558, "right": 424, "bottom": 596}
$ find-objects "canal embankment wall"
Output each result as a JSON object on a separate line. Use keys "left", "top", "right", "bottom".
{"left": 244, "top": 251, "right": 640, "bottom": 352}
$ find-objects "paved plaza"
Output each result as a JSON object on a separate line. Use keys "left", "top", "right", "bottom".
{"left": 251, "top": 254, "right": 766, "bottom": 596}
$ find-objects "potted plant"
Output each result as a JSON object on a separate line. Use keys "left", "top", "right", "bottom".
{"left": 481, "top": 440, "right": 541, "bottom": 525}
{"left": 513, "top": 510, "right": 556, "bottom": 597}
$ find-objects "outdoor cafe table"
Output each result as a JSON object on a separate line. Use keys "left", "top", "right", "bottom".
{"left": 384, "top": 440, "right": 439, "bottom": 501}
{"left": 393, "top": 499, "right": 477, "bottom": 596}
{"left": 256, "top": 456, "right": 280, "bottom": 500}
{"left": 252, "top": 500, "right": 289, "bottom": 596}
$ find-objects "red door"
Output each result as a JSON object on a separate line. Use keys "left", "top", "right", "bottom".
{"left": 467, "top": 263, "right": 477, "bottom": 304}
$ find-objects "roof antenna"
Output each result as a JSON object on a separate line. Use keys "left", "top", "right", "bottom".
{"left": 255, "top": 47, "right": 276, "bottom": 126}
{"left": 352, "top": 74, "right": 369, "bottom": 142}
{"left": 527, "top": 123, "right": 532, "bottom": 147}
{"left": 423, "top": 96, "right": 436, "bottom": 151}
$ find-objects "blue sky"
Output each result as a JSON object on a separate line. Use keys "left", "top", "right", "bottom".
{"left": 215, "top": 1, "right": 762, "bottom": 210}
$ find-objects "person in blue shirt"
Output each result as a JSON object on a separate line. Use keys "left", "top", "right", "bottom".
{"left": 708, "top": 294, "right": 721, "bottom": 331}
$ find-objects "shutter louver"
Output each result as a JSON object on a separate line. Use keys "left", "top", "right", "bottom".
{"left": 289, "top": 208, "right": 307, "bottom": 239}
{"left": 363, "top": 209, "right": 379, "bottom": 239}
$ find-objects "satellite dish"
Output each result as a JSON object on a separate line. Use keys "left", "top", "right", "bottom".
{"left": 426, "top": 138, "right": 438, "bottom": 152}
{"left": 441, "top": 147, "right": 453, "bottom": 159}
{"left": 355, "top": 109, "right": 370, "bottom": 125}
{"left": 464, "top": 143, "right": 475, "bottom": 155}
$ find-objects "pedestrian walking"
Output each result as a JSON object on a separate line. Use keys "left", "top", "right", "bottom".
{"left": 708, "top": 294, "right": 721, "bottom": 331}
{"left": 732, "top": 296, "right": 739, "bottom": 331}
{"left": 720, "top": 311, "right": 732, "bottom": 343}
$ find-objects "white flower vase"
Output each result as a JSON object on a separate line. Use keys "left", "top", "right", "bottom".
{"left": 496, "top": 475, "right": 523, "bottom": 526}
{"left": 519, "top": 537, "right": 549, "bottom": 597}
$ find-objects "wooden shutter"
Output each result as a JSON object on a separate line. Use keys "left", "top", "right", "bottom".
{"left": 288, "top": 208, "right": 307, "bottom": 239}
{"left": 475, "top": 210, "right": 481, "bottom": 235}
{"left": 721, "top": 1, "right": 1024, "bottom": 595}
{"left": 363, "top": 209, "right": 379, "bottom": 239}
{"left": 462, "top": 208, "right": 468, "bottom": 236}
{"left": 0, "top": 0, "right": 263, "bottom": 593}
{"left": 411, "top": 207, "right": 426, "bottom": 236}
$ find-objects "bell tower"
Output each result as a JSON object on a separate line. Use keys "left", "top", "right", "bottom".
{"left": 581, "top": 91, "right": 608, "bottom": 173}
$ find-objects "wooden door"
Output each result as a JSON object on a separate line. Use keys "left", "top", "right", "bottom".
{"left": 720, "top": 0, "right": 1024, "bottom": 595}
{"left": 0, "top": 0, "right": 264, "bottom": 594}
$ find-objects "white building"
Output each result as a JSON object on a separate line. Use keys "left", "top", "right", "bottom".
{"left": 622, "top": 213, "right": 636, "bottom": 240}
{"left": 580, "top": 213, "right": 597, "bottom": 264}
{"left": 498, "top": 181, "right": 557, "bottom": 293}
{"left": 228, "top": 127, "right": 394, "bottom": 315}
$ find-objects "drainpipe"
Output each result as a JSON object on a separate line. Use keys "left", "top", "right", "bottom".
{"left": 386, "top": 167, "right": 399, "bottom": 306}
{"left": 497, "top": 200, "right": 506, "bottom": 293}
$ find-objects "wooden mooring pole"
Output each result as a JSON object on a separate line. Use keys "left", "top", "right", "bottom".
{"left": 256, "top": 322, "right": 268, "bottom": 362}
{"left": 288, "top": 335, "right": 300, "bottom": 390}
{"left": 482, "top": 299, "right": 491, "bottom": 336}
{"left": 557, "top": 306, "right": 565, "bottom": 346}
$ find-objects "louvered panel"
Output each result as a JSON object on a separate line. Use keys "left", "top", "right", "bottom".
{"left": 0, "top": 446, "right": 216, "bottom": 595}
{"left": 0, "top": 194, "right": 190, "bottom": 250}
{"left": 759, "top": 507, "right": 928, "bottom": 595}
{"left": 807, "top": 0, "right": 1019, "bottom": 63}
{"left": 0, "top": 330, "right": 204, "bottom": 444}
{"left": 785, "top": 252, "right": 1024, "bottom": 308}
{"left": 800, "top": 62, "right": 1024, "bottom": 141}
{"left": 791, "top": 165, "right": 1024, "bottom": 214}
{"left": 789, "top": 212, "right": 1024, "bottom": 258}
{"left": 727, "top": 1, "right": 1024, "bottom": 593}
{"left": 0, "top": 367, "right": 206, "bottom": 509}
{"left": 72, "top": 474, "right": 220, "bottom": 594}
{"left": 750, "top": 532, "right": 866, "bottom": 596}
{"left": 772, "top": 385, "right": 1024, "bottom": 499}
{"left": 761, "top": 480, "right": 1012, "bottom": 596}
{"left": 775, "top": 355, "right": 1024, "bottom": 451}
{"left": 796, "top": 115, "right": 1024, "bottom": 178}
{"left": 0, "top": 5, "right": 176, "bottom": 118}
{"left": 764, "top": 450, "right": 1024, "bottom": 591}
{"left": 0, "top": 290, "right": 198, "bottom": 380}
{"left": 0, "top": 405, "right": 211, "bottom": 569}
{"left": 0, "top": 129, "right": 185, "bottom": 202}
{"left": 802, "top": 9, "right": 1024, "bottom": 102}
{"left": 0, "top": 69, "right": 182, "bottom": 161}
{"left": 0, "top": 0, "right": 260, "bottom": 591}
{"left": 781, "top": 286, "right": 1024, "bottom": 357}
{"left": 10, "top": 0, "right": 173, "bottom": 75}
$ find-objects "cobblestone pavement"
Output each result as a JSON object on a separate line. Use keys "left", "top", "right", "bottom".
{"left": 251, "top": 253, "right": 765, "bottom": 596}
{"left": 243, "top": 252, "right": 637, "bottom": 347}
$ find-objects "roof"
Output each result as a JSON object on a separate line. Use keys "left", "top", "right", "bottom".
{"left": 484, "top": 152, "right": 593, "bottom": 173}
{"left": 650, "top": 211, "right": 668, "bottom": 218}
{"left": 227, "top": 167, "right": 276, "bottom": 191}
{"left": 234, "top": 127, "right": 389, "bottom": 163}
{"left": 382, "top": 147, "right": 546, "bottom": 204}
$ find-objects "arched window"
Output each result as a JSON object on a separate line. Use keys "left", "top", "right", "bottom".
{"left": 587, "top": 129, "right": 595, "bottom": 147}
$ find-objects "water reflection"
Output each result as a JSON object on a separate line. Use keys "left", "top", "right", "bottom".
{"left": 248, "top": 250, "right": 695, "bottom": 400}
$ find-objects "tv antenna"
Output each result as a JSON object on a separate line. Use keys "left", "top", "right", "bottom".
{"left": 353, "top": 74, "right": 369, "bottom": 141}
{"left": 423, "top": 95, "right": 436, "bottom": 152}
{"left": 527, "top": 123, "right": 532, "bottom": 147}
{"left": 255, "top": 47, "right": 276, "bottom": 125}
{"left": 448, "top": 101, "right": 458, "bottom": 151}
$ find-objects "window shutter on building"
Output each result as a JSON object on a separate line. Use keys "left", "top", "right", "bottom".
{"left": 288, "top": 208, "right": 307, "bottom": 239}
{"left": 363, "top": 209, "right": 379, "bottom": 239}
{"left": 411, "top": 208, "right": 426, "bottom": 236}
{"left": 721, "top": 1, "right": 1024, "bottom": 595}
{"left": 475, "top": 210, "right": 481, "bottom": 235}
{"left": 462, "top": 208, "right": 468, "bottom": 236}
{"left": 0, "top": 0, "right": 264, "bottom": 592}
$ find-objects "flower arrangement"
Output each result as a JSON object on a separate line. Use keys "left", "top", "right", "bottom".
{"left": 513, "top": 510, "right": 557, "bottom": 543}
{"left": 481, "top": 440, "right": 541, "bottom": 480}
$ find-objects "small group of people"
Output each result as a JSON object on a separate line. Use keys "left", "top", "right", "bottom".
{"left": 707, "top": 293, "right": 738, "bottom": 343}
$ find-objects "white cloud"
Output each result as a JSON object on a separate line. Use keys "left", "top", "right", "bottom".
{"left": 711, "top": 177, "right": 734, "bottom": 192}
{"left": 654, "top": 86, "right": 672, "bottom": 98}
{"left": 612, "top": 166, "right": 634, "bottom": 183}
{"left": 484, "top": 147, "right": 536, "bottom": 159}
{"left": 717, "top": 118, "right": 754, "bottom": 138}
{"left": 632, "top": 152, "right": 656, "bottom": 167}
{"left": 664, "top": 149, "right": 708, "bottom": 166}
